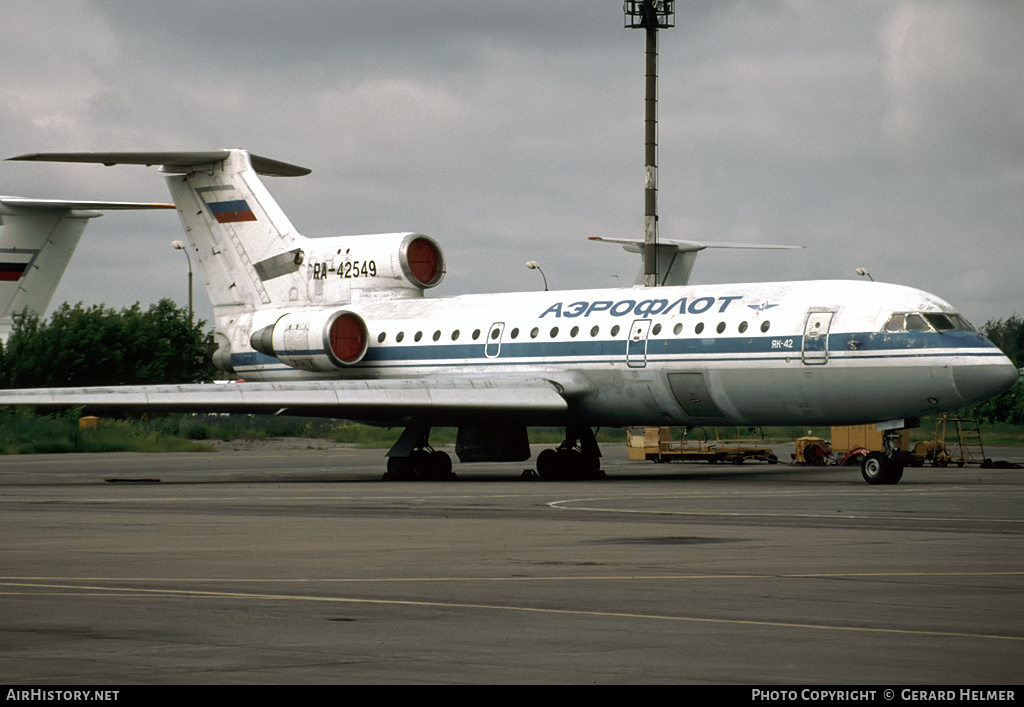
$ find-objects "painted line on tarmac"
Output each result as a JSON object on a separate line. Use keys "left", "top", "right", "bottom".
{"left": 546, "top": 496, "right": 1024, "bottom": 524}
{"left": 1, "top": 579, "right": 1021, "bottom": 643}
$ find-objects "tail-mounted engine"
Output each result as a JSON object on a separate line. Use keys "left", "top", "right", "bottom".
{"left": 249, "top": 309, "right": 369, "bottom": 372}
{"left": 306, "top": 232, "right": 445, "bottom": 300}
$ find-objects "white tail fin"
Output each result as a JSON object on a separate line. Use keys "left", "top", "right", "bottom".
{"left": 0, "top": 197, "right": 174, "bottom": 341}
{"left": 8, "top": 150, "right": 312, "bottom": 315}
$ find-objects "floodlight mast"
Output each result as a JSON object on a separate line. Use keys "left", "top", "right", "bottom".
{"left": 624, "top": 0, "right": 675, "bottom": 287}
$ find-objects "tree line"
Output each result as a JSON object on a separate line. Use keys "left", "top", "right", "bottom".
{"left": 0, "top": 300, "right": 213, "bottom": 388}
{"left": 971, "top": 315, "right": 1023, "bottom": 425}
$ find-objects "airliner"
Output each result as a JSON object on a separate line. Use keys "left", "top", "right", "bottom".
{"left": 0, "top": 196, "right": 174, "bottom": 341}
{"left": 2, "top": 149, "right": 1017, "bottom": 484}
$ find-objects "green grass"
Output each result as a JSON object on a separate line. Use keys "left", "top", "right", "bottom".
{"left": 0, "top": 409, "right": 1018, "bottom": 455}
{"left": 0, "top": 410, "right": 214, "bottom": 454}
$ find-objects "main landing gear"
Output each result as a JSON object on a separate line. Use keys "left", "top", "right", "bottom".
{"left": 383, "top": 422, "right": 605, "bottom": 481}
{"left": 383, "top": 424, "right": 455, "bottom": 481}
{"left": 860, "top": 430, "right": 904, "bottom": 485}
{"left": 531, "top": 425, "right": 605, "bottom": 480}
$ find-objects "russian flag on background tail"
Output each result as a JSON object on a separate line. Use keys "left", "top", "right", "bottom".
{"left": 197, "top": 185, "right": 258, "bottom": 223}
{"left": 0, "top": 250, "right": 38, "bottom": 281}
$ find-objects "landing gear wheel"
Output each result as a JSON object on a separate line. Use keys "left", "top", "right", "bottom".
{"left": 384, "top": 456, "right": 413, "bottom": 481}
{"left": 861, "top": 451, "right": 903, "bottom": 485}
{"left": 426, "top": 450, "right": 455, "bottom": 480}
{"left": 536, "top": 448, "right": 559, "bottom": 480}
{"left": 861, "top": 452, "right": 887, "bottom": 485}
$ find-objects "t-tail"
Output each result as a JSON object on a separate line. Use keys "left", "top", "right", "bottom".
{"left": 7, "top": 150, "right": 446, "bottom": 374}
{"left": 0, "top": 196, "right": 174, "bottom": 341}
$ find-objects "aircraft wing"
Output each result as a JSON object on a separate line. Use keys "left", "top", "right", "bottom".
{"left": 0, "top": 376, "right": 578, "bottom": 424}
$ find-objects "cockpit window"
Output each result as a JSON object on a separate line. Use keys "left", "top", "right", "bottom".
{"left": 923, "top": 313, "right": 955, "bottom": 331}
{"left": 949, "top": 314, "right": 975, "bottom": 331}
{"left": 883, "top": 311, "right": 975, "bottom": 333}
{"left": 883, "top": 314, "right": 905, "bottom": 332}
{"left": 905, "top": 313, "right": 930, "bottom": 331}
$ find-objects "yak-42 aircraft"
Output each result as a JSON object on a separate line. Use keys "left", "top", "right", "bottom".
{"left": 0, "top": 195, "right": 173, "bottom": 341}
{"left": 3, "top": 150, "right": 1018, "bottom": 484}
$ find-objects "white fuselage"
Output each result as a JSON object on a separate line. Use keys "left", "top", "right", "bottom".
{"left": 222, "top": 278, "right": 1017, "bottom": 428}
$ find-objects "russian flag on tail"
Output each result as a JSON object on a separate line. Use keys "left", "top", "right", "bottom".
{"left": 197, "top": 186, "right": 257, "bottom": 223}
{"left": 0, "top": 250, "right": 37, "bottom": 281}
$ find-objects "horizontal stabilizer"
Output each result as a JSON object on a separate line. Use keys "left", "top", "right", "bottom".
{"left": 0, "top": 197, "right": 174, "bottom": 213}
{"left": 588, "top": 236, "right": 803, "bottom": 254}
{"left": 7, "top": 151, "right": 311, "bottom": 178}
{"left": 589, "top": 236, "right": 803, "bottom": 286}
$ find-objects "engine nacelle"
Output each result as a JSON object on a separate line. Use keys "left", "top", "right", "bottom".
{"left": 306, "top": 232, "right": 445, "bottom": 298}
{"left": 249, "top": 309, "right": 369, "bottom": 372}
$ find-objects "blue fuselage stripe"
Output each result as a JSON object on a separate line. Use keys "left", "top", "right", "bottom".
{"left": 230, "top": 330, "right": 1002, "bottom": 372}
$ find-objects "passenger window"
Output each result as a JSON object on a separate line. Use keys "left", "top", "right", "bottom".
{"left": 530, "top": 327, "right": 539, "bottom": 339}
{"left": 396, "top": 331, "right": 405, "bottom": 343}
{"left": 433, "top": 330, "right": 441, "bottom": 341}
{"left": 590, "top": 326, "right": 599, "bottom": 337}
{"left": 472, "top": 329, "right": 481, "bottom": 340}
{"left": 652, "top": 323, "right": 662, "bottom": 335}
{"left": 673, "top": 323, "right": 683, "bottom": 335}
{"left": 451, "top": 330, "right": 460, "bottom": 341}
{"left": 377, "top": 332, "right": 386, "bottom": 343}
{"left": 510, "top": 328, "right": 520, "bottom": 339}
{"left": 550, "top": 327, "right": 559, "bottom": 338}
{"left": 570, "top": 326, "right": 579, "bottom": 338}
{"left": 695, "top": 322, "right": 704, "bottom": 335}
{"left": 738, "top": 321, "right": 748, "bottom": 334}
{"left": 611, "top": 325, "right": 620, "bottom": 336}
{"left": 760, "top": 320, "right": 770, "bottom": 333}
{"left": 414, "top": 331, "right": 423, "bottom": 342}
{"left": 716, "top": 322, "right": 726, "bottom": 334}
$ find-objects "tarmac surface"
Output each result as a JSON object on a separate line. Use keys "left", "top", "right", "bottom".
{"left": 1, "top": 440, "right": 1022, "bottom": 684}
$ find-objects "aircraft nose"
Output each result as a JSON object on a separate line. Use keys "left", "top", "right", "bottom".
{"left": 952, "top": 358, "right": 1020, "bottom": 405}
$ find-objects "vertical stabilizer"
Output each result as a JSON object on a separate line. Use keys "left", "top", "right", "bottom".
{"left": 0, "top": 198, "right": 174, "bottom": 341}
{"left": 161, "top": 150, "right": 311, "bottom": 312}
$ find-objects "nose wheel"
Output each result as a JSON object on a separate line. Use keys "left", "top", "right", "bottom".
{"left": 860, "top": 431, "right": 904, "bottom": 485}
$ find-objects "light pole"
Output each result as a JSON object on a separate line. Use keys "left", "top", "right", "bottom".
{"left": 625, "top": 0, "right": 675, "bottom": 287}
{"left": 526, "top": 261, "right": 549, "bottom": 291}
{"left": 855, "top": 267, "right": 874, "bottom": 282}
{"left": 172, "top": 240, "right": 193, "bottom": 322}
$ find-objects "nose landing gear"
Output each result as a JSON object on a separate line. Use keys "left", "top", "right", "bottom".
{"left": 860, "top": 431, "right": 904, "bottom": 485}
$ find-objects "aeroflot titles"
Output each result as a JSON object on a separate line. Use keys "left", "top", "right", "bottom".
{"left": 539, "top": 295, "right": 744, "bottom": 319}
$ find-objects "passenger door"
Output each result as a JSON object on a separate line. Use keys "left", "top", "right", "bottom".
{"left": 626, "top": 319, "right": 651, "bottom": 368}
{"left": 801, "top": 310, "right": 835, "bottom": 365}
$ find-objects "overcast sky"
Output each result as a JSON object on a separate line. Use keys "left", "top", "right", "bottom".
{"left": 2, "top": 0, "right": 1021, "bottom": 328}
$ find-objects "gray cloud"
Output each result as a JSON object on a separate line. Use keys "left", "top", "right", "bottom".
{"left": 0, "top": 0, "right": 1020, "bottom": 328}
